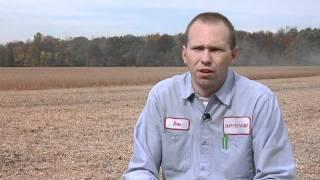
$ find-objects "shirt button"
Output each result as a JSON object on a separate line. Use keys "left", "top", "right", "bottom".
{"left": 201, "top": 141, "right": 208, "bottom": 145}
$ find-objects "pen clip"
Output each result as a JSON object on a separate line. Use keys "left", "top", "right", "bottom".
{"left": 223, "top": 134, "right": 228, "bottom": 150}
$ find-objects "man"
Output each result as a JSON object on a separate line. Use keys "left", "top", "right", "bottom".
{"left": 124, "top": 12, "right": 296, "bottom": 179}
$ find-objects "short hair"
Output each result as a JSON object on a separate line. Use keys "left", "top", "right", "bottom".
{"left": 184, "top": 12, "right": 236, "bottom": 49}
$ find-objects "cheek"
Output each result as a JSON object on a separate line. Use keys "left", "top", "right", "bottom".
{"left": 192, "top": 53, "right": 203, "bottom": 62}
{"left": 185, "top": 54, "right": 200, "bottom": 66}
{"left": 215, "top": 55, "right": 232, "bottom": 66}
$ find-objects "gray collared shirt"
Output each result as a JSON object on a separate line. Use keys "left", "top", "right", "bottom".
{"left": 124, "top": 69, "right": 296, "bottom": 180}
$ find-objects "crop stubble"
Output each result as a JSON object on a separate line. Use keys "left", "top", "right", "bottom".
{"left": 0, "top": 67, "right": 320, "bottom": 179}
{"left": 1, "top": 66, "right": 320, "bottom": 91}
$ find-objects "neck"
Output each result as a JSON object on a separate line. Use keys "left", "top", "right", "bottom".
{"left": 192, "top": 73, "right": 228, "bottom": 98}
{"left": 192, "top": 84, "right": 219, "bottom": 98}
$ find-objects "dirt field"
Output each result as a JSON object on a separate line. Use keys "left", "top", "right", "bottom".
{"left": 1, "top": 66, "right": 320, "bottom": 90}
{"left": 1, "top": 67, "right": 320, "bottom": 179}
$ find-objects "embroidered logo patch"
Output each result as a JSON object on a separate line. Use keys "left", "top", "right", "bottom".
{"left": 165, "top": 118, "right": 190, "bottom": 130}
{"left": 223, "top": 117, "right": 251, "bottom": 135}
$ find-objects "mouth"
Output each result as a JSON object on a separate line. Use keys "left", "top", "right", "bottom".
{"left": 199, "top": 69, "right": 213, "bottom": 74}
{"left": 197, "top": 69, "right": 214, "bottom": 79}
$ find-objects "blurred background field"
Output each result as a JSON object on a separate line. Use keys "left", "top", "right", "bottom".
{"left": 1, "top": 1, "right": 320, "bottom": 179}
{"left": 0, "top": 67, "right": 320, "bottom": 179}
{"left": 1, "top": 66, "right": 320, "bottom": 90}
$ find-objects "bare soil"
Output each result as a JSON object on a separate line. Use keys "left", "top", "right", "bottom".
{"left": 1, "top": 73, "right": 320, "bottom": 179}
{"left": 1, "top": 66, "right": 320, "bottom": 90}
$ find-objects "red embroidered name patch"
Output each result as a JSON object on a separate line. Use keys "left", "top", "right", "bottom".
{"left": 165, "top": 118, "right": 190, "bottom": 130}
{"left": 223, "top": 117, "right": 251, "bottom": 135}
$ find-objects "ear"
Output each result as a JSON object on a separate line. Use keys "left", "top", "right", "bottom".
{"left": 182, "top": 45, "right": 188, "bottom": 65}
{"left": 230, "top": 47, "right": 239, "bottom": 65}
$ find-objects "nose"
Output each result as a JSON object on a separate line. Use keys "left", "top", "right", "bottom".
{"left": 200, "top": 49, "right": 211, "bottom": 65}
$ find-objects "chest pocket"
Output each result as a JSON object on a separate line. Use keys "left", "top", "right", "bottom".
{"left": 162, "top": 130, "right": 192, "bottom": 173}
{"left": 223, "top": 135, "right": 254, "bottom": 179}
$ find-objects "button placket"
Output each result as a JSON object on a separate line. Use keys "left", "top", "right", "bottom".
{"left": 199, "top": 116, "right": 211, "bottom": 176}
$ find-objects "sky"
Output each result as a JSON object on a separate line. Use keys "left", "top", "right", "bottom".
{"left": 0, "top": 0, "right": 320, "bottom": 44}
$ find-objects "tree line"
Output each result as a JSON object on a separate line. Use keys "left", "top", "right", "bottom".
{"left": 0, "top": 27, "right": 320, "bottom": 67}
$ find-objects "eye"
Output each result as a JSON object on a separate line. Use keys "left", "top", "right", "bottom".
{"left": 191, "top": 46, "right": 204, "bottom": 51}
{"left": 210, "top": 47, "right": 224, "bottom": 53}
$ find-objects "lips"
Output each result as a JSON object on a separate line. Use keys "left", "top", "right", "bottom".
{"left": 199, "top": 69, "right": 213, "bottom": 73}
{"left": 197, "top": 69, "right": 214, "bottom": 79}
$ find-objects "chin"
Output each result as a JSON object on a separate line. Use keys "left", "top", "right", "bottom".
{"left": 197, "top": 79, "right": 214, "bottom": 88}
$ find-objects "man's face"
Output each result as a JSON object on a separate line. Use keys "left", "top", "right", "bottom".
{"left": 182, "top": 20, "right": 238, "bottom": 96}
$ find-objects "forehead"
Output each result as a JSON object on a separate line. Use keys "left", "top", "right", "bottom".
{"left": 188, "top": 20, "right": 230, "bottom": 45}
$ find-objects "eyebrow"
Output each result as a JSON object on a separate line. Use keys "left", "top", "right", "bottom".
{"left": 189, "top": 44, "right": 227, "bottom": 49}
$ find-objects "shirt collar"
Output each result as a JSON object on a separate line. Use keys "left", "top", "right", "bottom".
{"left": 214, "top": 69, "right": 235, "bottom": 107}
{"left": 181, "top": 72, "right": 195, "bottom": 100}
{"left": 181, "top": 69, "right": 235, "bottom": 107}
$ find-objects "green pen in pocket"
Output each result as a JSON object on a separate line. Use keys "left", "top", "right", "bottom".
{"left": 223, "top": 134, "right": 228, "bottom": 150}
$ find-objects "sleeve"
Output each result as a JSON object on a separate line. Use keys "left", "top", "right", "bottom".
{"left": 123, "top": 92, "right": 163, "bottom": 180}
{"left": 252, "top": 92, "right": 296, "bottom": 180}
